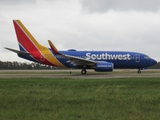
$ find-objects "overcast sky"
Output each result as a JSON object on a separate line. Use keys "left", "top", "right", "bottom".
{"left": 0, "top": 0, "right": 160, "bottom": 62}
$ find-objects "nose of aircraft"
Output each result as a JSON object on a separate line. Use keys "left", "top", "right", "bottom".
{"left": 150, "top": 58, "right": 157, "bottom": 66}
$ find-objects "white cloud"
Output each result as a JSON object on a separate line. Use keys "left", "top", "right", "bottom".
{"left": 80, "top": 0, "right": 160, "bottom": 13}
{"left": 0, "top": 0, "right": 159, "bottom": 62}
{"left": 0, "top": 0, "right": 36, "bottom": 5}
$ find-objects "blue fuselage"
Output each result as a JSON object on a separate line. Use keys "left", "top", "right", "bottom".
{"left": 18, "top": 49, "right": 157, "bottom": 69}
{"left": 56, "top": 50, "right": 157, "bottom": 69}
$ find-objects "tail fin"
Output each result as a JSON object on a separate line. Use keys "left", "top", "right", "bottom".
{"left": 13, "top": 20, "right": 46, "bottom": 52}
{"left": 12, "top": 20, "right": 65, "bottom": 67}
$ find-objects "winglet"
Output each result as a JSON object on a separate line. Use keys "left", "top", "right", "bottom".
{"left": 48, "top": 40, "right": 61, "bottom": 55}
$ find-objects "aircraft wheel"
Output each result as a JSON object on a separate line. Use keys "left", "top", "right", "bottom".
{"left": 137, "top": 69, "right": 141, "bottom": 74}
{"left": 81, "top": 69, "right": 87, "bottom": 75}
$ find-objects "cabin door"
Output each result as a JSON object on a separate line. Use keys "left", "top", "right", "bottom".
{"left": 135, "top": 54, "right": 140, "bottom": 62}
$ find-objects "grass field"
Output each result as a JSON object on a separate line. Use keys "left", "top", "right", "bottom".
{"left": 0, "top": 78, "right": 160, "bottom": 120}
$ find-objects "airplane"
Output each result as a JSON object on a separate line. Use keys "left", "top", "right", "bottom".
{"left": 5, "top": 20, "right": 157, "bottom": 74}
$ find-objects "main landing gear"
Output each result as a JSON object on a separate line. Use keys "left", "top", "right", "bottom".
{"left": 137, "top": 69, "right": 141, "bottom": 74}
{"left": 81, "top": 69, "right": 87, "bottom": 75}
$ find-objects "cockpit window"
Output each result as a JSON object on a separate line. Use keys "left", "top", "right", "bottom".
{"left": 144, "top": 56, "right": 149, "bottom": 59}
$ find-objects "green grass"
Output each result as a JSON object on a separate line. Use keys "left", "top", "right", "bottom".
{"left": 0, "top": 78, "right": 160, "bottom": 120}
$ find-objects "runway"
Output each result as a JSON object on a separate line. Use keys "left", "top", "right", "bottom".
{"left": 0, "top": 69, "right": 160, "bottom": 78}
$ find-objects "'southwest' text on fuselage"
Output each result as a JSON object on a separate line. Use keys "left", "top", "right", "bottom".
{"left": 86, "top": 53, "right": 131, "bottom": 60}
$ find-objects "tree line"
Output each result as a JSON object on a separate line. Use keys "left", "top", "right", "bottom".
{"left": 0, "top": 61, "right": 159, "bottom": 70}
{"left": 0, "top": 61, "right": 52, "bottom": 70}
{"left": 148, "top": 62, "right": 160, "bottom": 69}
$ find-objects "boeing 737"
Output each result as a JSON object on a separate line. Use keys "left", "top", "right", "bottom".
{"left": 5, "top": 20, "right": 157, "bottom": 74}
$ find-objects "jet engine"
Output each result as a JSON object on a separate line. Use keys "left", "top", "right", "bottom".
{"left": 95, "top": 61, "right": 114, "bottom": 72}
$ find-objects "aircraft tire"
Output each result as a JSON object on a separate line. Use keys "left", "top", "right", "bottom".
{"left": 81, "top": 69, "right": 87, "bottom": 75}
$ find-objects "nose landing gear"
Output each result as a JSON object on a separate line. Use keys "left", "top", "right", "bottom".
{"left": 137, "top": 69, "right": 141, "bottom": 74}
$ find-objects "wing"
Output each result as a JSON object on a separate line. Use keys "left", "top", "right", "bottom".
{"left": 64, "top": 54, "right": 96, "bottom": 66}
{"left": 48, "top": 40, "right": 96, "bottom": 66}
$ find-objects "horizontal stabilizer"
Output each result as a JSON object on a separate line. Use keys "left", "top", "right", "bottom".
{"left": 5, "top": 47, "right": 30, "bottom": 55}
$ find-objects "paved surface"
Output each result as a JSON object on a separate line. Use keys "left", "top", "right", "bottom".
{"left": 0, "top": 69, "right": 160, "bottom": 78}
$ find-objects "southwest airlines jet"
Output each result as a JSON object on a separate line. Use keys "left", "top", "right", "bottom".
{"left": 5, "top": 20, "right": 157, "bottom": 74}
